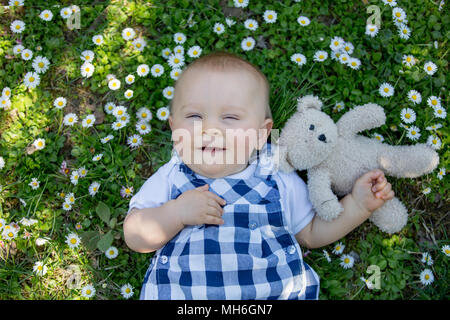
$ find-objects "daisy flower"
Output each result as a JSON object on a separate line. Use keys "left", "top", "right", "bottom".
{"left": 124, "top": 89, "right": 133, "bottom": 100}
{"left": 2, "top": 228, "right": 17, "bottom": 241}
{"left": 406, "top": 126, "right": 421, "bottom": 141}
{"left": 10, "top": 20, "right": 25, "bottom": 33}
{"left": 382, "top": 0, "right": 397, "bottom": 6}
{"left": 125, "top": 74, "right": 135, "bottom": 85}
{"left": 402, "top": 54, "right": 416, "bottom": 67}
{"left": 112, "top": 121, "right": 126, "bottom": 131}
{"left": 422, "top": 187, "right": 431, "bottom": 195}
{"left": 419, "top": 269, "right": 434, "bottom": 285}
{"left": 81, "top": 285, "right": 96, "bottom": 298}
{"left": 150, "top": 64, "right": 164, "bottom": 77}
{"left": 407, "top": 90, "right": 422, "bottom": 104}
{"left": 427, "top": 96, "right": 441, "bottom": 108}
{"left": 365, "top": 24, "right": 379, "bottom": 37}
{"left": 225, "top": 18, "right": 236, "bottom": 27}
{"left": 426, "top": 123, "right": 442, "bottom": 131}
{"left": 173, "top": 45, "right": 184, "bottom": 55}
{"left": 92, "top": 154, "right": 103, "bottom": 162}
{"left": 137, "top": 64, "right": 149, "bottom": 77}
{"left": 120, "top": 186, "right": 134, "bottom": 198}
{"left": 105, "top": 246, "right": 119, "bottom": 259}
{"left": 122, "top": 28, "right": 136, "bottom": 41}
{"left": 170, "top": 68, "right": 182, "bottom": 80}
{"left": 70, "top": 170, "right": 80, "bottom": 185}
{"left": 81, "top": 62, "right": 95, "bottom": 78}
{"left": 63, "top": 113, "right": 78, "bottom": 126}
{"left": 21, "top": 49, "right": 33, "bottom": 61}
{"left": 157, "top": 107, "right": 170, "bottom": 121}
{"left": 112, "top": 105, "right": 127, "bottom": 118}
{"left": 373, "top": 133, "right": 384, "bottom": 142}
{"left": 426, "top": 135, "right": 441, "bottom": 150}
{"left": 291, "top": 53, "right": 307, "bottom": 66}
{"left": 263, "top": 10, "right": 277, "bottom": 23}
{"left": 39, "top": 10, "right": 53, "bottom": 21}
{"left": 121, "top": 283, "right": 134, "bottom": 299}
{"left": 0, "top": 218, "right": 5, "bottom": 231}
{"left": 437, "top": 167, "right": 445, "bottom": 180}
{"left": 322, "top": 250, "right": 331, "bottom": 262}
{"left": 392, "top": 7, "right": 406, "bottom": 21}
{"left": 33, "top": 138, "right": 45, "bottom": 150}
{"left": 342, "top": 42, "right": 354, "bottom": 55}
{"left": 104, "top": 102, "right": 115, "bottom": 114}
{"left": 65, "top": 192, "right": 76, "bottom": 204}
{"left": 136, "top": 121, "right": 151, "bottom": 135}
{"left": 161, "top": 48, "right": 172, "bottom": 59}
{"left": 132, "top": 37, "right": 147, "bottom": 52}
{"left": 136, "top": 107, "right": 152, "bottom": 122}
{"left": 0, "top": 156, "right": 4, "bottom": 170}
{"left": 332, "top": 242, "right": 345, "bottom": 255}
{"left": 173, "top": 32, "right": 186, "bottom": 44}
{"left": 421, "top": 252, "right": 434, "bottom": 266}
{"left": 234, "top": 0, "right": 249, "bottom": 8}
{"left": 398, "top": 24, "right": 411, "bottom": 40}
{"left": 101, "top": 135, "right": 114, "bottom": 143}
{"left": 213, "top": 23, "right": 226, "bottom": 35}
{"left": 379, "top": 82, "right": 394, "bottom": 97}
{"left": 330, "top": 36, "right": 344, "bottom": 51}
{"left": 108, "top": 78, "right": 121, "bottom": 90}
{"left": 66, "top": 233, "right": 81, "bottom": 248}
{"left": 188, "top": 45, "right": 202, "bottom": 58}
{"left": 168, "top": 53, "right": 185, "bottom": 69}
{"left": 29, "top": 178, "right": 40, "bottom": 190}
{"left": 89, "top": 182, "right": 100, "bottom": 196}
{"left": 127, "top": 134, "right": 143, "bottom": 149}
{"left": 340, "top": 254, "right": 355, "bottom": 269}
{"left": 333, "top": 101, "right": 345, "bottom": 112}
{"left": 13, "top": 44, "right": 24, "bottom": 55}
{"left": 348, "top": 57, "right": 361, "bottom": 70}
{"left": 0, "top": 96, "right": 11, "bottom": 109}
{"left": 244, "top": 19, "right": 258, "bottom": 31}
{"left": 92, "top": 35, "right": 104, "bottom": 46}
{"left": 60, "top": 7, "right": 72, "bottom": 19}
{"left": 433, "top": 106, "right": 446, "bottom": 119}
{"left": 241, "top": 37, "right": 256, "bottom": 51}
{"left": 75, "top": 223, "right": 82, "bottom": 230}
{"left": 313, "top": 50, "right": 328, "bottom": 62}
{"left": 400, "top": 108, "right": 416, "bottom": 123}
{"left": 2, "top": 87, "right": 11, "bottom": 99}
{"left": 163, "top": 86, "right": 174, "bottom": 100}
{"left": 297, "top": 16, "right": 310, "bottom": 27}
{"left": 24, "top": 71, "right": 40, "bottom": 89}
{"left": 81, "top": 50, "right": 94, "bottom": 63}
{"left": 360, "top": 277, "right": 374, "bottom": 289}
{"left": 424, "top": 61, "right": 437, "bottom": 75}
{"left": 9, "top": 0, "right": 24, "bottom": 6}
{"left": 82, "top": 114, "right": 96, "bottom": 128}
{"left": 339, "top": 53, "right": 350, "bottom": 65}
{"left": 33, "top": 261, "right": 48, "bottom": 276}
{"left": 53, "top": 97, "right": 67, "bottom": 109}
{"left": 32, "top": 56, "right": 50, "bottom": 74}
{"left": 441, "top": 245, "right": 450, "bottom": 257}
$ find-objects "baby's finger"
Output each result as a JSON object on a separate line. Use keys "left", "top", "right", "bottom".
{"left": 206, "top": 191, "right": 227, "bottom": 206}
{"left": 376, "top": 183, "right": 391, "bottom": 198}
{"left": 208, "top": 199, "right": 224, "bottom": 215}
{"left": 204, "top": 214, "right": 225, "bottom": 225}
{"left": 381, "top": 190, "right": 395, "bottom": 200}
{"left": 372, "top": 178, "right": 387, "bottom": 192}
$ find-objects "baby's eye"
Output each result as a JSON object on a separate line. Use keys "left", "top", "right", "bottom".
{"left": 187, "top": 114, "right": 201, "bottom": 119}
{"left": 309, "top": 124, "right": 315, "bottom": 130}
{"left": 224, "top": 116, "right": 239, "bottom": 120}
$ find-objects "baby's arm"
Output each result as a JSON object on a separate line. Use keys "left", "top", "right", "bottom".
{"left": 124, "top": 184, "right": 225, "bottom": 253}
{"left": 295, "top": 170, "right": 394, "bottom": 249}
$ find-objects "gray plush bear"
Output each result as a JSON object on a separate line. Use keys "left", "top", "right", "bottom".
{"left": 275, "top": 95, "right": 440, "bottom": 234}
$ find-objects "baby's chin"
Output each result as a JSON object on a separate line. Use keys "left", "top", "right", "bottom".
{"left": 186, "top": 162, "right": 247, "bottom": 179}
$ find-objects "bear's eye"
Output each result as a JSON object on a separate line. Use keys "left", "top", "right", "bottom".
{"left": 309, "top": 124, "right": 315, "bottom": 130}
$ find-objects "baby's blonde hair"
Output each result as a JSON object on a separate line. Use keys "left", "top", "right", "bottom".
{"left": 170, "top": 51, "right": 272, "bottom": 119}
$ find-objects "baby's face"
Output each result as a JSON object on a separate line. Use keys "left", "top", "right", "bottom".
{"left": 169, "top": 67, "right": 273, "bottom": 178}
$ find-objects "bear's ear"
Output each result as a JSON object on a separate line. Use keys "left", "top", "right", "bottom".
{"left": 297, "top": 95, "right": 323, "bottom": 113}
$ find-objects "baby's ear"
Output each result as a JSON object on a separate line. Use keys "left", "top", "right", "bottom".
{"left": 297, "top": 95, "right": 323, "bottom": 113}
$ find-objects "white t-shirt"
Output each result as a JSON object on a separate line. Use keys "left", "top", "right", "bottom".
{"left": 128, "top": 157, "right": 315, "bottom": 235}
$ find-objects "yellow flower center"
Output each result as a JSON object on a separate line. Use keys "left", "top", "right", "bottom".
{"left": 118, "top": 110, "right": 123, "bottom": 115}
{"left": 425, "top": 274, "right": 429, "bottom": 280}
{"left": 142, "top": 113, "right": 147, "bottom": 118}
{"left": 126, "top": 32, "right": 130, "bottom": 36}
{"left": 177, "top": 37, "right": 182, "bottom": 41}
{"left": 86, "top": 289, "right": 91, "bottom": 295}
{"left": 427, "top": 66, "right": 432, "bottom": 71}
{"left": 249, "top": 23, "right": 253, "bottom": 27}
{"left": 132, "top": 139, "right": 137, "bottom": 143}
{"left": 412, "top": 131, "right": 416, "bottom": 135}
{"left": 167, "top": 91, "right": 172, "bottom": 95}
{"left": 334, "top": 41, "right": 339, "bottom": 46}
{"left": 45, "top": 14, "right": 49, "bottom": 18}
{"left": 384, "top": 88, "right": 389, "bottom": 92}
{"left": 155, "top": 68, "right": 160, "bottom": 73}
{"left": 268, "top": 15, "right": 273, "bottom": 19}
{"left": 16, "top": 25, "right": 21, "bottom": 29}
{"left": 125, "top": 288, "right": 130, "bottom": 293}
{"left": 38, "top": 265, "right": 43, "bottom": 270}
{"left": 403, "top": 29, "right": 408, "bottom": 34}
{"left": 87, "top": 119, "right": 91, "bottom": 124}
{"left": 85, "top": 67, "right": 90, "bottom": 72}
{"left": 70, "top": 238, "right": 77, "bottom": 244}
{"left": 174, "top": 58, "right": 179, "bottom": 63}
{"left": 96, "top": 38, "right": 101, "bottom": 43}
{"left": 336, "top": 246, "right": 340, "bottom": 250}
{"left": 136, "top": 43, "right": 141, "bottom": 48}
{"left": 396, "top": 12, "right": 401, "bottom": 17}
{"left": 161, "top": 111, "right": 166, "bottom": 116}
{"left": 405, "top": 114, "right": 410, "bottom": 119}
{"left": 8, "top": 232, "right": 14, "bottom": 237}
{"left": 344, "top": 258, "right": 350, "bottom": 263}
{"left": 437, "top": 110, "right": 442, "bottom": 114}
{"left": 432, "top": 139, "right": 437, "bottom": 144}
{"left": 319, "top": 55, "right": 324, "bottom": 59}
{"left": 412, "top": 95, "right": 417, "bottom": 100}
{"left": 29, "top": 77, "right": 35, "bottom": 82}
{"left": 432, "top": 100, "right": 437, "bottom": 105}
{"left": 406, "top": 57, "right": 411, "bottom": 62}
{"left": 93, "top": 187, "right": 97, "bottom": 191}
{"left": 85, "top": 56, "right": 90, "bottom": 60}
{"left": 370, "top": 28, "right": 375, "bottom": 31}
{"left": 141, "top": 68, "right": 146, "bottom": 73}
{"left": 58, "top": 101, "right": 63, "bottom": 106}
{"left": 69, "top": 118, "right": 73, "bottom": 122}
{"left": 193, "top": 50, "right": 198, "bottom": 54}
{"left": 109, "top": 250, "right": 115, "bottom": 255}
{"left": 141, "top": 125, "right": 146, "bottom": 129}
{"left": 38, "top": 141, "right": 43, "bottom": 147}
{"left": 25, "top": 53, "right": 29, "bottom": 57}
{"left": 352, "top": 62, "right": 357, "bottom": 66}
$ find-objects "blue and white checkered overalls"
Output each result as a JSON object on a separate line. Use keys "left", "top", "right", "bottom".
{"left": 140, "top": 144, "right": 320, "bottom": 300}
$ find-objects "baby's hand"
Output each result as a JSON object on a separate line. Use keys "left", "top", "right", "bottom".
{"left": 174, "top": 184, "right": 226, "bottom": 227}
{"left": 350, "top": 170, "right": 394, "bottom": 215}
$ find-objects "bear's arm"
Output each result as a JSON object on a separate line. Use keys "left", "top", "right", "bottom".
{"left": 336, "top": 103, "right": 386, "bottom": 138}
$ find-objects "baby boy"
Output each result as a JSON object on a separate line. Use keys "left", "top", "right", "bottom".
{"left": 123, "top": 51, "right": 394, "bottom": 300}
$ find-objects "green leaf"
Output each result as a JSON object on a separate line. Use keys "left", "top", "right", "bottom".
{"left": 81, "top": 231, "right": 101, "bottom": 251}
{"left": 109, "top": 217, "right": 117, "bottom": 229}
{"left": 97, "top": 231, "right": 114, "bottom": 252}
{"left": 96, "top": 201, "right": 111, "bottom": 224}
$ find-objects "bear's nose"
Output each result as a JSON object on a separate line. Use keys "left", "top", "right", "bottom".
{"left": 318, "top": 134, "right": 327, "bottom": 142}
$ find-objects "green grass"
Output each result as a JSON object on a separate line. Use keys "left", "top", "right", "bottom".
{"left": 0, "top": 0, "right": 448, "bottom": 299}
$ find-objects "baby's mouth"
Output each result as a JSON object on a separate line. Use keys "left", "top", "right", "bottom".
{"left": 200, "top": 146, "right": 226, "bottom": 153}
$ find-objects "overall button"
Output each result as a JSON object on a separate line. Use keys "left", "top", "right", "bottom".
{"left": 287, "top": 245, "right": 296, "bottom": 255}
{"left": 160, "top": 255, "right": 168, "bottom": 264}
{"left": 248, "top": 221, "right": 258, "bottom": 230}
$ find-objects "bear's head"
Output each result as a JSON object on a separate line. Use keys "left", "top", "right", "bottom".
{"left": 276, "top": 95, "right": 338, "bottom": 172}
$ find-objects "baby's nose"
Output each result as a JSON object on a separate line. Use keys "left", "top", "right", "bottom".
{"left": 203, "top": 128, "right": 222, "bottom": 136}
